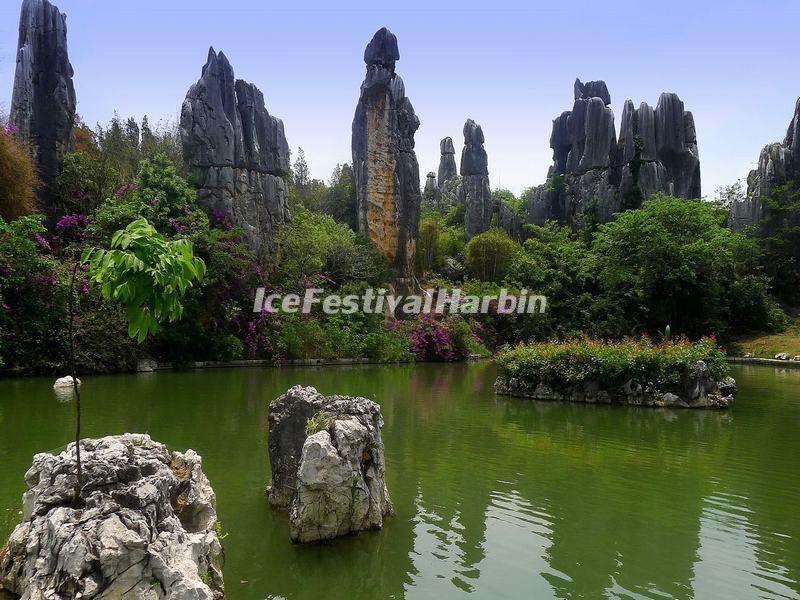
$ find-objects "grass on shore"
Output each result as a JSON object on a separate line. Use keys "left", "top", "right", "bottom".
{"left": 727, "top": 317, "right": 800, "bottom": 358}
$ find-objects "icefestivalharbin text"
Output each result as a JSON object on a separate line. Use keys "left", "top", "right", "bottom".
{"left": 252, "top": 288, "right": 547, "bottom": 315}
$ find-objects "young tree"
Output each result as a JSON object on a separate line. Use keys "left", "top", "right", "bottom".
{"left": 66, "top": 217, "right": 205, "bottom": 504}
{"left": 293, "top": 147, "right": 310, "bottom": 189}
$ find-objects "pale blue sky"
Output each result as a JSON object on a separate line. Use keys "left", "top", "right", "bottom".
{"left": 1, "top": 0, "right": 798, "bottom": 197}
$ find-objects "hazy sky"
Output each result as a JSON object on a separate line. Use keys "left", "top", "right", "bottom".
{"left": 1, "top": 0, "right": 798, "bottom": 197}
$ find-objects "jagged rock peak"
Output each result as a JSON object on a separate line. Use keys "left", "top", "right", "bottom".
{"left": 460, "top": 119, "right": 488, "bottom": 177}
{"left": 180, "top": 47, "right": 290, "bottom": 256}
{"left": 730, "top": 97, "right": 800, "bottom": 230}
{"left": 574, "top": 77, "right": 611, "bottom": 106}
{"left": 440, "top": 136, "right": 455, "bottom": 155}
{"left": 459, "top": 119, "right": 492, "bottom": 238}
{"left": 438, "top": 136, "right": 458, "bottom": 187}
{"left": 364, "top": 27, "right": 399, "bottom": 66}
{"left": 529, "top": 79, "right": 701, "bottom": 228}
{"left": 11, "top": 0, "right": 76, "bottom": 219}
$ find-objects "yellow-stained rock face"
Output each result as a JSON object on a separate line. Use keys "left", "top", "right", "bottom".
{"left": 365, "top": 94, "right": 399, "bottom": 264}
{"left": 352, "top": 27, "right": 421, "bottom": 281}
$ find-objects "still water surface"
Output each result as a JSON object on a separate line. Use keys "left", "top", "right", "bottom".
{"left": 0, "top": 363, "right": 798, "bottom": 599}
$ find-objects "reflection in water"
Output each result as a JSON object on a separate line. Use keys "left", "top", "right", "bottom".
{"left": 0, "top": 364, "right": 798, "bottom": 599}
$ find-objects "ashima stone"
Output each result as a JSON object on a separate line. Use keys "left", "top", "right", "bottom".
{"left": 181, "top": 48, "right": 290, "bottom": 256}
{"left": 352, "top": 27, "right": 422, "bottom": 281}
{"left": 729, "top": 98, "right": 800, "bottom": 230}
{"left": 11, "top": 0, "right": 76, "bottom": 220}
{"left": 527, "top": 78, "right": 701, "bottom": 226}
{"left": 267, "top": 386, "right": 393, "bottom": 543}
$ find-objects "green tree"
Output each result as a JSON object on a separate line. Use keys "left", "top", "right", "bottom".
{"left": 65, "top": 218, "right": 206, "bottom": 503}
{"left": 319, "top": 163, "right": 358, "bottom": 229}
{"left": 759, "top": 182, "right": 800, "bottom": 305}
{"left": 464, "top": 228, "right": 522, "bottom": 282}
{"left": 592, "top": 195, "right": 773, "bottom": 337}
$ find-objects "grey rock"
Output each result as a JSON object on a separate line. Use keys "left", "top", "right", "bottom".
{"left": 495, "top": 200, "right": 524, "bottom": 240}
{"left": 0, "top": 434, "right": 224, "bottom": 599}
{"left": 439, "top": 256, "right": 466, "bottom": 280}
{"left": 437, "top": 136, "right": 458, "bottom": 187}
{"left": 181, "top": 47, "right": 290, "bottom": 256}
{"left": 528, "top": 80, "right": 701, "bottom": 227}
{"left": 578, "top": 97, "right": 616, "bottom": 171}
{"left": 459, "top": 119, "right": 492, "bottom": 238}
{"left": 730, "top": 98, "right": 799, "bottom": 230}
{"left": 423, "top": 171, "right": 441, "bottom": 209}
{"left": 267, "top": 386, "right": 392, "bottom": 543}
{"left": 574, "top": 77, "right": 611, "bottom": 106}
{"left": 460, "top": 119, "right": 488, "bottom": 177}
{"left": 11, "top": 0, "right": 76, "bottom": 221}
{"left": 352, "top": 28, "right": 422, "bottom": 281}
{"left": 774, "top": 352, "right": 790, "bottom": 360}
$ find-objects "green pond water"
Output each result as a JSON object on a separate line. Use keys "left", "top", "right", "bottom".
{"left": 1, "top": 363, "right": 799, "bottom": 599}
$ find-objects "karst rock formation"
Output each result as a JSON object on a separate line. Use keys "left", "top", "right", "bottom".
{"left": 527, "top": 78, "right": 701, "bottom": 226}
{"left": 438, "top": 136, "right": 458, "bottom": 187}
{"left": 0, "top": 434, "right": 224, "bottom": 599}
{"left": 459, "top": 119, "right": 493, "bottom": 238}
{"left": 181, "top": 48, "right": 290, "bottom": 256}
{"left": 267, "top": 386, "right": 393, "bottom": 543}
{"left": 352, "top": 27, "right": 422, "bottom": 282}
{"left": 11, "top": 0, "right": 76, "bottom": 219}
{"left": 729, "top": 98, "right": 800, "bottom": 230}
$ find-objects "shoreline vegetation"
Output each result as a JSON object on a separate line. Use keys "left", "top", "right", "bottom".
{"left": 494, "top": 337, "right": 737, "bottom": 408}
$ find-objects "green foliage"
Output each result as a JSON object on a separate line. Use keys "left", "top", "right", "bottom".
{"left": 492, "top": 189, "right": 525, "bottom": 217}
{"left": 55, "top": 151, "right": 119, "bottom": 214}
{"left": 0, "top": 215, "right": 64, "bottom": 371}
{"left": 83, "top": 218, "right": 206, "bottom": 342}
{"left": 545, "top": 173, "right": 565, "bottom": 194}
{"left": 496, "top": 336, "right": 730, "bottom": 392}
{"left": 465, "top": 228, "right": 522, "bottom": 282}
{"left": 759, "top": 182, "right": 800, "bottom": 305}
{"left": 415, "top": 211, "right": 466, "bottom": 275}
{"left": 88, "top": 153, "right": 206, "bottom": 240}
{"left": 319, "top": 163, "right": 358, "bottom": 229}
{"left": 306, "top": 411, "right": 331, "bottom": 436}
{"left": 621, "top": 136, "right": 644, "bottom": 211}
{"left": 592, "top": 195, "right": 773, "bottom": 338}
{"left": 273, "top": 204, "right": 385, "bottom": 288}
{"left": 0, "top": 124, "right": 37, "bottom": 221}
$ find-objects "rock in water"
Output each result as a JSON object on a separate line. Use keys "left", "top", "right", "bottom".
{"left": 11, "top": 0, "right": 76, "bottom": 220}
{"left": 526, "top": 79, "right": 700, "bottom": 227}
{"left": 459, "top": 119, "right": 493, "bottom": 238}
{"left": 0, "top": 434, "right": 224, "bottom": 599}
{"left": 53, "top": 375, "right": 80, "bottom": 388}
{"left": 267, "top": 386, "right": 392, "bottom": 543}
{"left": 729, "top": 98, "right": 800, "bottom": 230}
{"left": 181, "top": 48, "right": 290, "bottom": 257}
{"left": 352, "top": 27, "right": 422, "bottom": 282}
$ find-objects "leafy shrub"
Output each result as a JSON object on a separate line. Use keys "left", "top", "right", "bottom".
{"left": 0, "top": 123, "right": 37, "bottom": 221}
{"left": 273, "top": 204, "right": 384, "bottom": 288}
{"left": 0, "top": 215, "right": 64, "bottom": 372}
{"left": 394, "top": 314, "right": 475, "bottom": 361}
{"left": 496, "top": 337, "right": 730, "bottom": 392}
{"left": 592, "top": 196, "right": 773, "bottom": 338}
{"left": 465, "top": 228, "right": 521, "bottom": 282}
